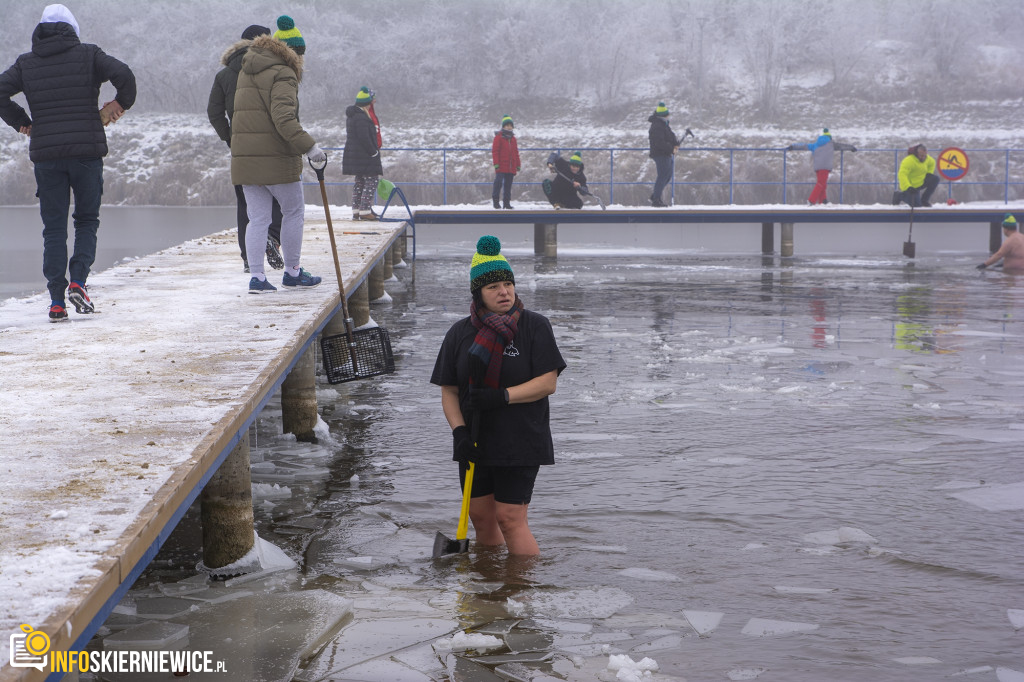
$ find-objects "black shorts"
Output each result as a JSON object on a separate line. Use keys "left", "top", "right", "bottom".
{"left": 459, "top": 462, "right": 539, "bottom": 505}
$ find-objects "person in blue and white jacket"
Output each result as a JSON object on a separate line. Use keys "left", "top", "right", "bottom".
{"left": 788, "top": 128, "right": 856, "bottom": 205}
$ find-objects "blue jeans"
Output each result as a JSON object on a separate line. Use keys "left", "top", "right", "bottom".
{"left": 34, "top": 158, "right": 104, "bottom": 303}
{"left": 652, "top": 155, "right": 673, "bottom": 204}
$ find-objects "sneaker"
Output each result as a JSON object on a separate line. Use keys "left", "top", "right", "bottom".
{"left": 248, "top": 277, "right": 277, "bottom": 294}
{"left": 49, "top": 302, "right": 68, "bottom": 323}
{"left": 265, "top": 238, "right": 284, "bottom": 269}
{"left": 282, "top": 268, "right": 321, "bottom": 289}
{"left": 67, "top": 282, "right": 94, "bottom": 313}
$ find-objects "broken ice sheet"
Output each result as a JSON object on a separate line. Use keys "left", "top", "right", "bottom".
{"left": 435, "top": 631, "right": 505, "bottom": 653}
{"left": 740, "top": 618, "right": 819, "bottom": 637}
{"left": 772, "top": 585, "right": 837, "bottom": 595}
{"left": 728, "top": 668, "right": 768, "bottom": 680}
{"left": 1009, "top": 609, "right": 1024, "bottom": 630}
{"left": 952, "top": 482, "right": 1024, "bottom": 511}
{"left": 617, "top": 567, "right": 680, "bottom": 582}
{"left": 134, "top": 596, "right": 197, "bottom": 620}
{"left": 802, "top": 526, "right": 878, "bottom": 545}
{"left": 505, "top": 587, "right": 633, "bottom": 619}
{"left": 157, "top": 573, "right": 209, "bottom": 597}
{"left": 103, "top": 621, "right": 188, "bottom": 650}
{"left": 683, "top": 610, "right": 724, "bottom": 637}
{"left": 334, "top": 555, "right": 392, "bottom": 571}
{"left": 894, "top": 656, "right": 942, "bottom": 665}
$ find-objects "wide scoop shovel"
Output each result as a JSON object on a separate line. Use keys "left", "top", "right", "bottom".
{"left": 432, "top": 418, "right": 479, "bottom": 558}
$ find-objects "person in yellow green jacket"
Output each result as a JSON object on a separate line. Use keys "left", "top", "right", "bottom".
{"left": 893, "top": 144, "right": 939, "bottom": 207}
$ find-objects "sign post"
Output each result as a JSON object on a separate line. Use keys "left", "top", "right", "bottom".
{"left": 937, "top": 147, "right": 969, "bottom": 203}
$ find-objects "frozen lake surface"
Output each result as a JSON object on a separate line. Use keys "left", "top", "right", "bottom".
{"left": 90, "top": 248, "right": 1023, "bottom": 681}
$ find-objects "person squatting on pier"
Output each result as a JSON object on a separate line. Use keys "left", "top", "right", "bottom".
{"left": 894, "top": 143, "right": 940, "bottom": 208}
{"left": 977, "top": 213, "right": 1024, "bottom": 274}
{"left": 343, "top": 86, "right": 383, "bottom": 221}
{"left": 431, "top": 236, "right": 566, "bottom": 556}
{"left": 0, "top": 3, "right": 136, "bottom": 322}
{"left": 787, "top": 128, "right": 856, "bottom": 205}
{"left": 231, "top": 15, "right": 324, "bottom": 294}
{"left": 207, "top": 23, "right": 285, "bottom": 274}
{"left": 491, "top": 115, "right": 521, "bottom": 209}
{"left": 543, "top": 151, "right": 588, "bottom": 209}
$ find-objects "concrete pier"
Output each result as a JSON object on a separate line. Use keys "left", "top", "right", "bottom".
{"left": 281, "top": 348, "right": 318, "bottom": 442}
{"left": 534, "top": 223, "right": 558, "bottom": 257}
{"left": 200, "top": 431, "right": 255, "bottom": 571}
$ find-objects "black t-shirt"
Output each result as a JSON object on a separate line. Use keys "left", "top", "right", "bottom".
{"left": 430, "top": 309, "right": 566, "bottom": 466}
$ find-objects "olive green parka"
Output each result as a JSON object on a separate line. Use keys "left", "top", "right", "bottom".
{"left": 230, "top": 35, "right": 315, "bottom": 186}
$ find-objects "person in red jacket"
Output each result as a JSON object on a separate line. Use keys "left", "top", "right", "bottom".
{"left": 491, "top": 115, "right": 521, "bottom": 209}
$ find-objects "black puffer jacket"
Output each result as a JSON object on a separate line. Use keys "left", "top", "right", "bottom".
{"left": 342, "top": 105, "right": 382, "bottom": 176}
{"left": 648, "top": 115, "right": 680, "bottom": 158}
{"left": 0, "top": 21, "right": 136, "bottom": 162}
{"left": 549, "top": 156, "right": 586, "bottom": 209}
{"left": 207, "top": 39, "right": 250, "bottom": 146}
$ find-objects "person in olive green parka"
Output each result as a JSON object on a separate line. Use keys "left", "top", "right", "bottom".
{"left": 230, "top": 23, "right": 324, "bottom": 293}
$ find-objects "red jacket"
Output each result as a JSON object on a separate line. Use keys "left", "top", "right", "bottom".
{"left": 492, "top": 131, "right": 520, "bottom": 174}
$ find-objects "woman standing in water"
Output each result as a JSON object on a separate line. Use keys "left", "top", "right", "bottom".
{"left": 431, "top": 236, "right": 566, "bottom": 555}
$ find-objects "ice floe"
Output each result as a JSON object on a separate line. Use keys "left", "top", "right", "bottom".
{"left": 740, "top": 618, "right": 819, "bottom": 637}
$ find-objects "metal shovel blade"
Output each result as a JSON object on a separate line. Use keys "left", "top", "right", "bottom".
{"left": 432, "top": 531, "right": 469, "bottom": 558}
{"left": 903, "top": 241, "right": 916, "bottom": 258}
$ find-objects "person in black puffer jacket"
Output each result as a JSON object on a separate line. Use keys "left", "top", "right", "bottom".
{"left": 0, "top": 4, "right": 136, "bottom": 322}
{"left": 342, "top": 86, "right": 384, "bottom": 220}
{"left": 207, "top": 24, "right": 283, "bottom": 272}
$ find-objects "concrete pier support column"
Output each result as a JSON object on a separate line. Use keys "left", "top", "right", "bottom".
{"left": 534, "top": 223, "right": 557, "bottom": 257}
{"left": 350, "top": 281, "right": 371, "bottom": 327}
{"left": 392, "top": 239, "right": 404, "bottom": 267}
{"left": 990, "top": 221, "right": 1003, "bottom": 253}
{"left": 281, "top": 348, "right": 317, "bottom": 442}
{"left": 399, "top": 228, "right": 409, "bottom": 260}
{"left": 382, "top": 247, "right": 394, "bottom": 280}
{"left": 369, "top": 260, "right": 386, "bottom": 301}
{"left": 780, "top": 222, "right": 794, "bottom": 258}
{"left": 761, "top": 222, "right": 774, "bottom": 254}
{"left": 201, "top": 431, "right": 254, "bottom": 569}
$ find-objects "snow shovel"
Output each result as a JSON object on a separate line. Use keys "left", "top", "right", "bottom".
{"left": 432, "top": 416, "right": 480, "bottom": 558}
{"left": 903, "top": 206, "right": 916, "bottom": 258}
{"left": 308, "top": 156, "right": 396, "bottom": 384}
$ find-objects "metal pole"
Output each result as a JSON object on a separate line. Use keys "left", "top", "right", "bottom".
{"left": 729, "top": 150, "right": 735, "bottom": 204}
{"left": 609, "top": 149, "right": 615, "bottom": 205}
{"left": 442, "top": 149, "right": 448, "bottom": 205}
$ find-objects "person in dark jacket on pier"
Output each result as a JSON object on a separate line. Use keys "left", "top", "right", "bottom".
{"left": 0, "top": 3, "right": 135, "bottom": 322}
{"left": 342, "top": 86, "right": 384, "bottom": 221}
{"left": 543, "top": 151, "right": 587, "bottom": 209}
{"left": 208, "top": 24, "right": 284, "bottom": 273}
{"left": 648, "top": 101, "right": 683, "bottom": 207}
{"left": 786, "top": 128, "right": 856, "bottom": 205}
{"left": 491, "top": 115, "right": 521, "bottom": 209}
{"left": 230, "top": 16, "right": 324, "bottom": 293}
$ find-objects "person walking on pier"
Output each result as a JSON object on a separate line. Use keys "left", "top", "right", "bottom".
{"left": 343, "top": 86, "right": 383, "bottom": 221}
{"left": 543, "top": 151, "right": 587, "bottom": 209}
{"left": 787, "top": 128, "right": 856, "bottom": 205}
{"left": 0, "top": 3, "right": 136, "bottom": 322}
{"left": 207, "top": 23, "right": 284, "bottom": 273}
{"left": 977, "top": 213, "right": 1024, "bottom": 273}
{"left": 491, "top": 115, "right": 520, "bottom": 209}
{"left": 647, "top": 102, "right": 683, "bottom": 207}
{"left": 894, "top": 143, "right": 939, "bottom": 208}
{"left": 231, "top": 16, "right": 323, "bottom": 293}
{"left": 431, "top": 236, "right": 566, "bottom": 556}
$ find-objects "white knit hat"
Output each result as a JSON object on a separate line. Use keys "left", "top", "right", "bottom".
{"left": 40, "top": 4, "right": 80, "bottom": 37}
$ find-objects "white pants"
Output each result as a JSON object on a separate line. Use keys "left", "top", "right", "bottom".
{"left": 243, "top": 182, "right": 304, "bottom": 277}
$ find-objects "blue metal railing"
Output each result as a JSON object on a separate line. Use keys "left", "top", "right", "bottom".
{"left": 314, "top": 146, "right": 1024, "bottom": 206}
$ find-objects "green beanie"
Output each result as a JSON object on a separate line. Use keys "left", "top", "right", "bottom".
{"left": 823, "top": 128, "right": 831, "bottom": 136}
{"left": 501, "top": 114, "right": 514, "bottom": 128}
{"left": 569, "top": 152, "right": 582, "bottom": 166}
{"left": 1003, "top": 213, "right": 1018, "bottom": 230}
{"left": 470, "top": 235, "right": 514, "bottom": 292}
{"left": 655, "top": 102, "right": 669, "bottom": 117}
{"left": 356, "top": 86, "right": 375, "bottom": 106}
{"left": 274, "top": 15, "right": 305, "bottom": 54}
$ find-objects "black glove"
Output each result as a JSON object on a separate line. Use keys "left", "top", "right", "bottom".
{"left": 849, "top": 146, "right": 857, "bottom": 152}
{"left": 452, "top": 425, "right": 476, "bottom": 463}
{"left": 976, "top": 263, "right": 988, "bottom": 270}
{"left": 468, "top": 387, "right": 509, "bottom": 411}
{"left": 785, "top": 144, "right": 797, "bottom": 151}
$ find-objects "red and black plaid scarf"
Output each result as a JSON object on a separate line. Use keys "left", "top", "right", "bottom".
{"left": 468, "top": 295, "right": 524, "bottom": 389}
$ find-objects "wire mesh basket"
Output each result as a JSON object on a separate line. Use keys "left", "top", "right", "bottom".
{"left": 320, "top": 327, "right": 395, "bottom": 384}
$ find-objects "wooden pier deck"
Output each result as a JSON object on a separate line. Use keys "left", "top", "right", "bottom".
{"left": 0, "top": 213, "right": 405, "bottom": 681}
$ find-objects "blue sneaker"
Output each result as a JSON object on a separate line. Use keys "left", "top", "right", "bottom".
{"left": 249, "top": 277, "right": 277, "bottom": 294}
{"left": 282, "top": 268, "right": 321, "bottom": 289}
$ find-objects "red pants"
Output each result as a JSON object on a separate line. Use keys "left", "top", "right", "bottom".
{"left": 808, "top": 169, "right": 830, "bottom": 204}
